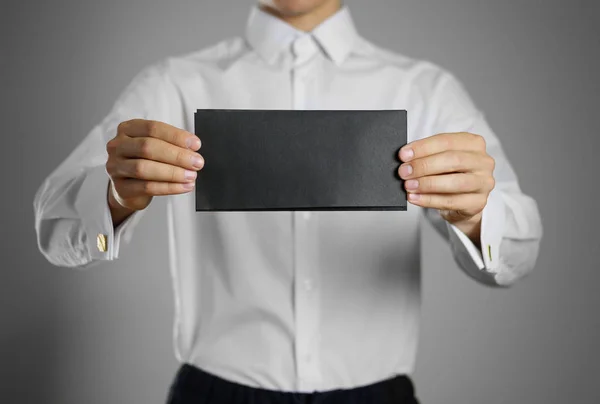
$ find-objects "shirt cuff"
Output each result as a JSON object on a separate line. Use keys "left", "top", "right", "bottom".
{"left": 447, "top": 188, "right": 505, "bottom": 273}
{"left": 73, "top": 165, "right": 144, "bottom": 262}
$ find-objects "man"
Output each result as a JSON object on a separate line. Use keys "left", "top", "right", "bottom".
{"left": 33, "top": 0, "right": 543, "bottom": 403}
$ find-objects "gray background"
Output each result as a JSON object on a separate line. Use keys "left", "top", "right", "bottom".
{"left": 2, "top": 0, "right": 599, "bottom": 403}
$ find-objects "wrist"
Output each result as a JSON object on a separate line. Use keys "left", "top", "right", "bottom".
{"left": 107, "top": 181, "right": 136, "bottom": 227}
{"left": 107, "top": 181, "right": 123, "bottom": 210}
{"left": 451, "top": 212, "right": 482, "bottom": 248}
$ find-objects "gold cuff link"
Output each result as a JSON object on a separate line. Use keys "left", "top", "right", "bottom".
{"left": 97, "top": 233, "right": 108, "bottom": 252}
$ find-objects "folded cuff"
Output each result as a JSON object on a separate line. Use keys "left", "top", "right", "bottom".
{"left": 74, "top": 165, "right": 116, "bottom": 261}
{"left": 73, "top": 165, "right": 145, "bottom": 262}
{"left": 447, "top": 188, "right": 505, "bottom": 273}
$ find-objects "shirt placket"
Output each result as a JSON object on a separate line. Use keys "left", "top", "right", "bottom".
{"left": 291, "top": 34, "right": 322, "bottom": 391}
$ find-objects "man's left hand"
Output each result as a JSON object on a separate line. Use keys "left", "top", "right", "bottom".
{"left": 398, "top": 132, "right": 496, "bottom": 246}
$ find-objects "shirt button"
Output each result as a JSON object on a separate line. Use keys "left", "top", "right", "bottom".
{"left": 304, "top": 279, "right": 313, "bottom": 292}
{"left": 303, "top": 211, "right": 311, "bottom": 220}
{"left": 304, "top": 353, "right": 312, "bottom": 363}
{"left": 96, "top": 233, "right": 108, "bottom": 252}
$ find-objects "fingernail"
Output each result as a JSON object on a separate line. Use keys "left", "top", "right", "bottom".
{"left": 405, "top": 179, "right": 419, "bottom": 190}
{"left": 399, "top": 164, "right": 413, "bottom": 178}
{"left": 184, "top": 170, "right": 197, "bottom": 180}
{"left": 408, "top": 193, "right": 420, "bottom": 201}
{"left": 192, "top": 155, "right": 204, "bottom": 169}
{"left": 187, "top": 137, "right": 201, "bottom": 149}
{"left": 401, "top": 147, "right": 414, "bottom": 161}
{"left": 183, "top": 182, "right": 195, "bottom": 190}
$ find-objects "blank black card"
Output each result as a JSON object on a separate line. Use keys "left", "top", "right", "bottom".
{"left": 194, "top": 109, "right": 407, "bottom": 211}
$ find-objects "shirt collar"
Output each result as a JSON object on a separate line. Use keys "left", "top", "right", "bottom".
{"left": 245, "top": 5, "right": 361, "bottom": 66}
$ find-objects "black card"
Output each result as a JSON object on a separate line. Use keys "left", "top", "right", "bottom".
{"left": 194, "top": 109, "right": 407, "bottom": 211}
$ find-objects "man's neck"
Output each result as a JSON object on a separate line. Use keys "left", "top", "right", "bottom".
{"left": 259, "top": 1, "right": 342, "bottom": 32}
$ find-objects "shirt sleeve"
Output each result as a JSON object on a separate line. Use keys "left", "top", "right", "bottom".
{"left": 33, "top": 62, "right": 171, "bottom": 268}
{"left": 421, "top": 71, "right": 543, "bottom": 287}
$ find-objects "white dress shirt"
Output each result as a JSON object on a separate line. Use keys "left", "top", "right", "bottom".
{"left": 33, "top": 5, "right": 543, "bottom": 392}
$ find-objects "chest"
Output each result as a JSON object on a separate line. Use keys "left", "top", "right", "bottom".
{"left": 173, "top": 55, "right": 428, "bottom": 143}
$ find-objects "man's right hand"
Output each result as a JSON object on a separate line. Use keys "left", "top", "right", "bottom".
{"left": 105, "top": 119, "right": 203, "bottom": 226}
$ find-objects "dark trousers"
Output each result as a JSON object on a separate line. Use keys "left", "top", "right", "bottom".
{"left": 166, "top": 364, "right": 420, "bottom": 404}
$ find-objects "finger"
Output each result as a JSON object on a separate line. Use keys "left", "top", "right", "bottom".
{"left": 406, "top": 192, "right": 486, "bottom": 217}
{"left": 117, "top": 137, "right": 204, "bottom": 170}
{"left": 119, "top": 119, "right": 200, "bottom": 150}
{"left": 115, "top": 178, "right": 195, "bottom": 197}
{"left": 398, "top": 151, "right": 483, "bottom": 179}
{"left": 399, "top": 132, "right": 486, "bottom": 162}
{"left": 404, "top": 173, "right": 493, "bottom": 194}
{"left": 116, "top": 159, "right": 198, "bottom": 183}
